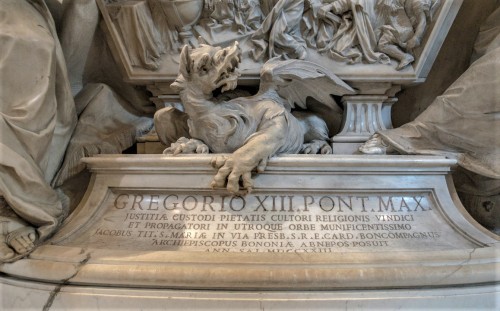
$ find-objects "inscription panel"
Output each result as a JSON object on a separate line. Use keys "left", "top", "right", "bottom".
{"left": 66, "top": 191, "right": 477, "bottom": 252}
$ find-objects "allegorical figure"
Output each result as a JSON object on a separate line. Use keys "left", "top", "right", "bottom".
{"left": 360, "top": 5, "right": 500, "bottom": 232}
{"left": 206, "top": 0, "right": 263, "bottom": 33}
{"left": 376, "top": 0, "right": 440, "bottom": 70}
{"left": 0, "top": 0, "right": 77, "bottom": 261}
{"left": 314, "top": 0, "right": 390, "bottom": 64}
{"left": 234, "top": 0, "right": 263, "bottom": 32}
{"left": 0, "top": 0, "right": 153, "bottom": 262}
{"left": 251, "top": 0, "right": 307, "bottom": 60}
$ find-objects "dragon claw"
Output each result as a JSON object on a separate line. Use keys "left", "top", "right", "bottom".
{"left": 301, "top": 140, "right": 332, "bottom": 155}
{"left": 210, "top": 155, "right": 228, "bottom": 169}
{"left": 211, "top": 155, "right": 255, "bottom": 194}
{"left": 321, "top": 144, "right": 333, "bottom": 154}
{"left": 256, "top": 158, "right": 268, "bottom": 173}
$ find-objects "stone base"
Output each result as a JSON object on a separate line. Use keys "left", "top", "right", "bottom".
{"left": 137, "top": 140, "right": 165, "bottom": 154}
{"left": 332, "top": 142, "right": 364, "bottom": 154}
{"left": 0, "top": 155, "right": 498, "bottom": 308}
{"left": 2, "top": 276, "right": 498, "bottom": 310}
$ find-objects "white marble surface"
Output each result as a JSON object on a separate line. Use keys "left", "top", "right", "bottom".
{"left": 0, "top": 154, "right": 498, "bottom": 310}
{"left": 97, "top": 0, "right": 462, "bottom": 85}
{"left": 1, "top": 276, "right": 499, "bottom": 310}
{"left": 0, "top": 155, "right": 497, "bottom": 290}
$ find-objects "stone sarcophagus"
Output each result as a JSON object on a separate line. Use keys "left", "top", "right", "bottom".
{"left": 1, "top": 155, "right": 498, "bottom": 308}
{"left": 2, "top": 1, "right": 499, "bottom": 309}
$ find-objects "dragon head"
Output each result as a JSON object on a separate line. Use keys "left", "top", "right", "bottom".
{"left": 171, "top": 41, "right": 242, "bottom": 96}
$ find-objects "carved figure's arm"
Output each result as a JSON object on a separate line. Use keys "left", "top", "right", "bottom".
{"left": 407, "top": 10, "right": 427, "bottom": 49}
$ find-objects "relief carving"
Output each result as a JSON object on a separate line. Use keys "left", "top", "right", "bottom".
{"left": 376, "top": 0, "right": 441, "bottom": 70}
{"left": 100, "top": 0, "right": 441, "bottom": 72}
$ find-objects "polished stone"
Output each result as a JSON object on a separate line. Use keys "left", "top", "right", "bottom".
{"left": 2, "top": 276, "right": 499, "bottom": 310}
{"left": 1, "top": 155, "right": 497, "bottom": 290}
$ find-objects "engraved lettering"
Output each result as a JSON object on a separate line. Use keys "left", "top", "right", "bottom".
{"left": 357, "top": 196, "right": 369, "bottom": 212}
{"left": 148, "top": 195, "right": 159, "bottom": 211}
{"left": 319, "top": 196, "right": 335, "bottom": 212}
{"left": 163, "top": 194, "right": 178, "bottom": 210}
{"left": 114, "top": 194, "right": 129, "bottom": 209}
{"left": 182, "top": 195, "right": 198, "bottom": 211}
{"left": 413, "top": 196, "right": 429, "bottom": 211}
{"left": 229, "top": 196, "right": 246, "bottom": 211}
{"left": 255, "top": 196, "right": 268, "bottom": 211}
{"left": 202, "top": 195, "right": 215, "bottom": 211}
{"left": 378, "top": 196, "right": 396, "bottom": 212}
{"left": 131, "top": 195, "right": 144, "bottom": 210}
{"left": 303, "top": 196, "right": 313, "bottom": 212}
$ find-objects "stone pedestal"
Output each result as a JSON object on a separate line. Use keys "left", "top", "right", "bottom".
{"left": 1, "top": 278, "right": 498, "bottom": 310}
{"left": 1, "top": 155, "right": 498, "bottom": 308}
{"left": 332, "top": 96, "right": 397, "bottom": 154}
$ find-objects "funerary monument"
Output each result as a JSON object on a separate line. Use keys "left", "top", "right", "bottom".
{"left": 0, "top": 0, "right": 498, "bottom": 309}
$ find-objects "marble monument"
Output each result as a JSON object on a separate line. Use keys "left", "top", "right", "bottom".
{"left": 0, "top": 0, "right": 498, "bottom": 309}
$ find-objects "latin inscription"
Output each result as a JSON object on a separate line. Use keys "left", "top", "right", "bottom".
{"left": 84, "top": 192, "right": 467, "bottom": 252}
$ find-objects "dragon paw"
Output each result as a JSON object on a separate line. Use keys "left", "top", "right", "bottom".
{"left": 301, "top": 140, "right": 332, "bottom": 155}
{"left": 210, "top": 155, "right": 260, "bottom": 194}
{"left": 163, "top": 137, "right": 209, "bottom": 155}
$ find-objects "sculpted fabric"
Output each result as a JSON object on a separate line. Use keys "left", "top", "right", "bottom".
{"left": 378, "top": 7, "right": 500, "bottom": 183}
{"left": 251, "top": 0, "right": 306, "bottom": 60}
{"left": 0, "top": 0, "right": 77, "bottom": 238}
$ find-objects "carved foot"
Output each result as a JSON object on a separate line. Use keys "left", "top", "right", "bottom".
{"left": 210, "top": 155, "right": 267, "bottom": 194}
{"left": 0, "top": 216, "right": 38, "bottom": 262}
{"left": 396, "top": 54, "right": 415, "bottom": 70}
{"left": 163, "top": 137, "right": 209, "bottom": 155}
{"left": 301, "top": 140, "right": 332, "bottom": 154}
{"left": 358, "top": 134, "right": 395, "bottom": 155}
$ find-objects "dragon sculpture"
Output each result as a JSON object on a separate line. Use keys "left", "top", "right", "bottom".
{"left": 156, "top": 41, "right": 355, "bottom": 194}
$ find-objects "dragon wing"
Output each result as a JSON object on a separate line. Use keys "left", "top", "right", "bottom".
{"left": 260, "top": 58, "right": 356, "bottom": 112}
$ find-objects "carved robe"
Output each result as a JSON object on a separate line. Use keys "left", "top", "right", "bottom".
{"left": 376, "top": 0, "right": 436, "bottom": 49}
{"left": 0, "top": 0, "right": 153, "bottom": 241}
{"left": 111, "top": 1, "right": 166, "bottom": 70}
{"left": 0, "top": 0, "right": 77, "bottom": 238}
{"left": 251, "top": 0, "right": 307, "bottom": 60}
{"left": 378, "top": 6, "right": 500, "bottom": 194}
{"left": 314, "top": 0, "right": 390, "bottom": 64}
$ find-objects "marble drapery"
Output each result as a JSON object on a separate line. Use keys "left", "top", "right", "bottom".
{"left": 251, "top": 0, "right": 307, "bottom": 60}
{"left": 377, "top": 6, "right": 500, "bottom": 200}
{"left": 315, "top": 0, "right": 390, "bottom": 64}
{"left": 110, "top": 1, "right": 166, "bottom": 71}
{"left": 0, "top": 0, "right": 77, "bottom": 239}
{"left": 0, "top": 0, "right": 154, "bottom": 257}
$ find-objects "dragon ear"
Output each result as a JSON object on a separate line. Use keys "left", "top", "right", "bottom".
{"left": 179, "top": 45, "right": 192, "bottom": 79}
